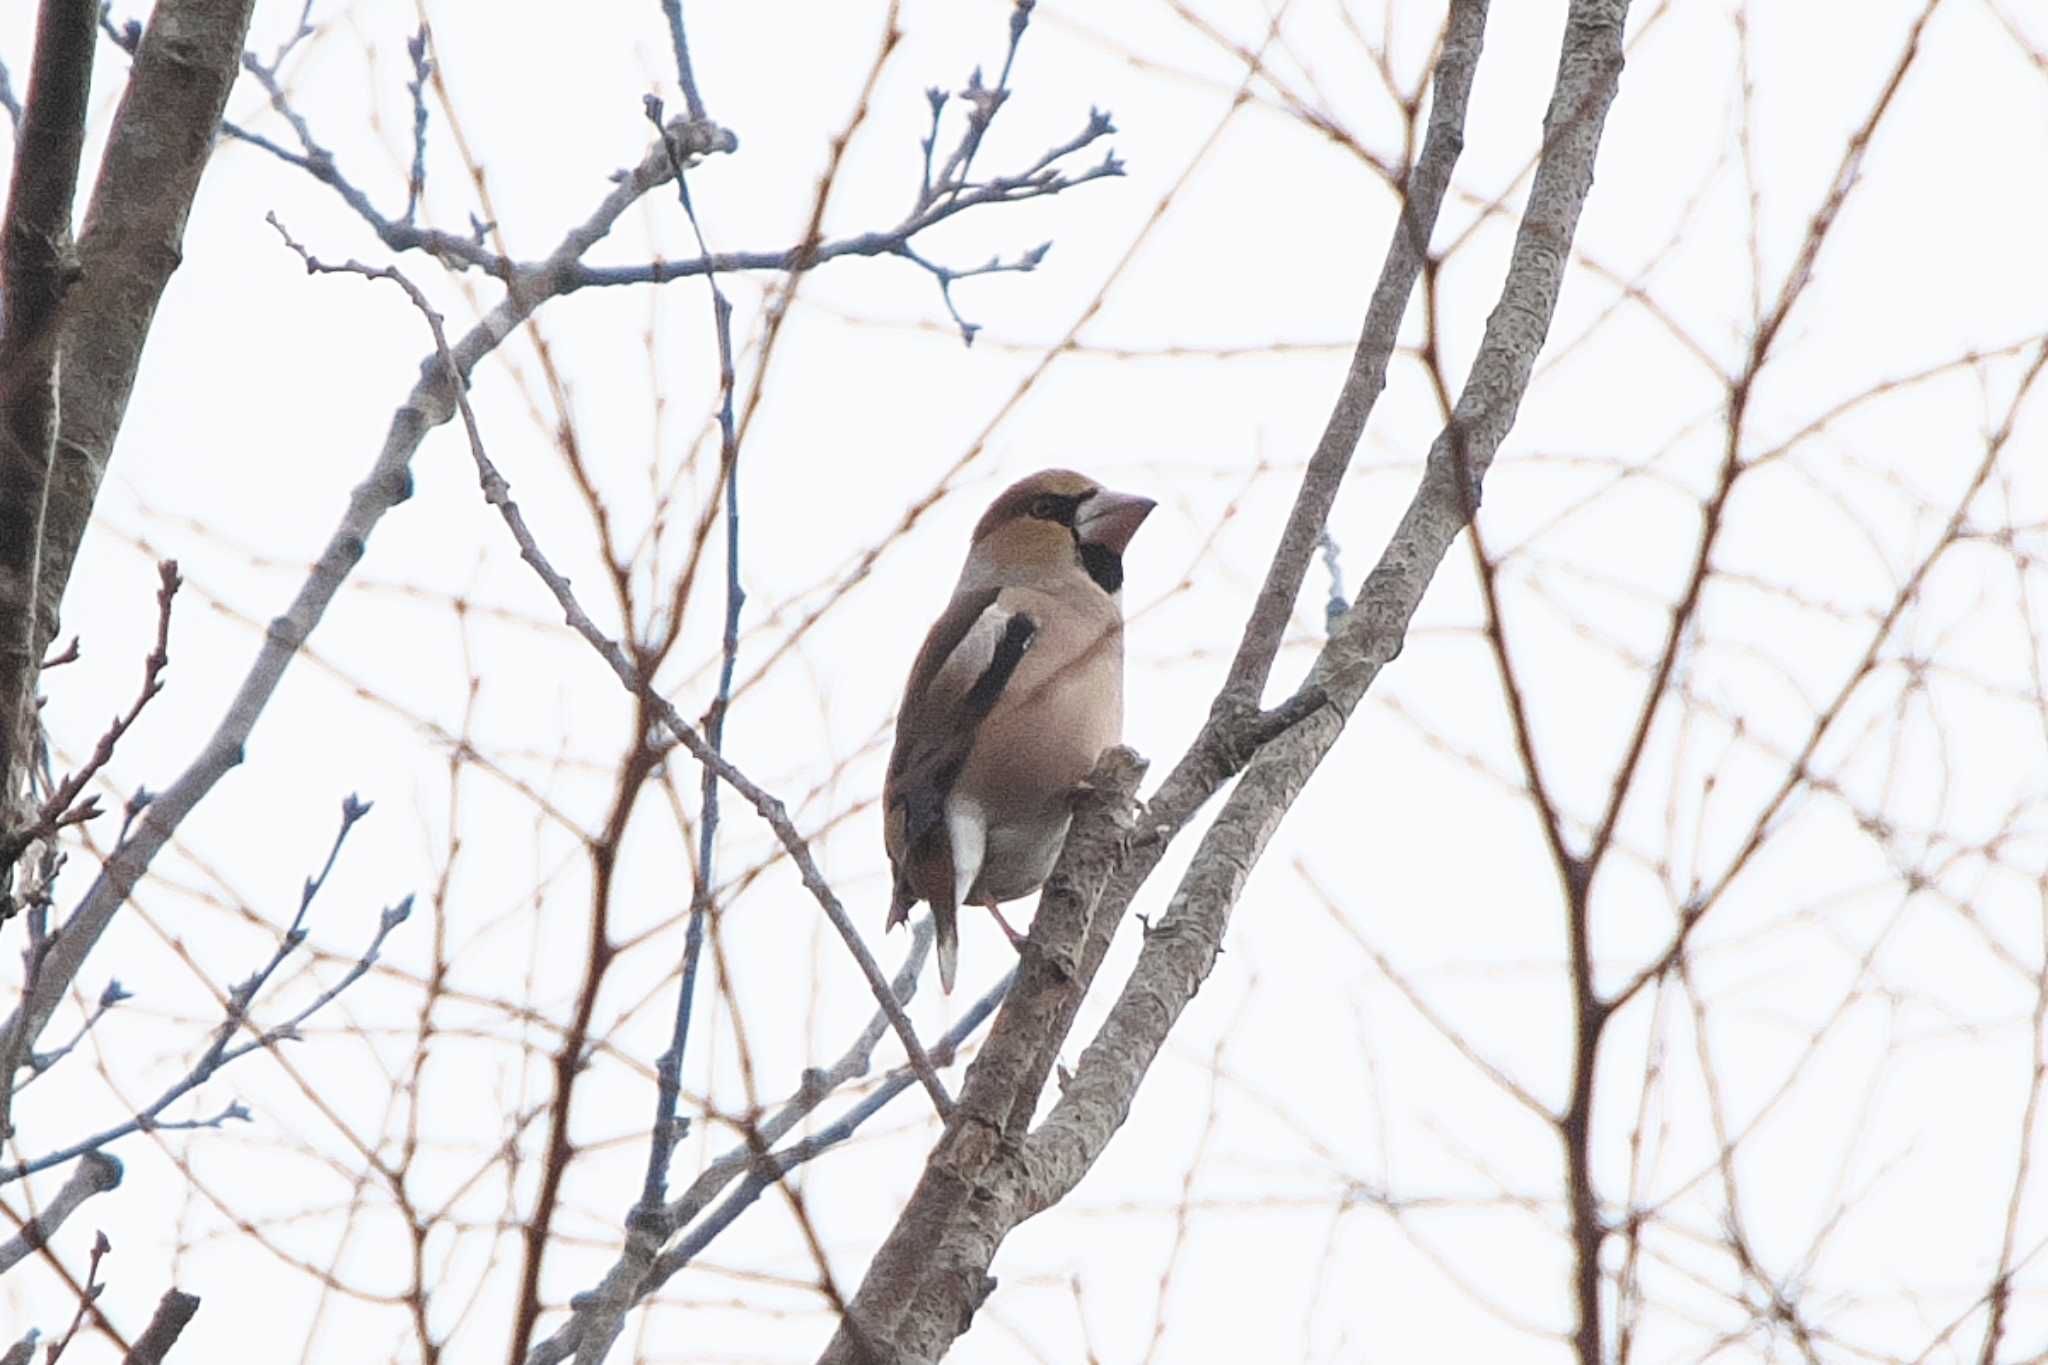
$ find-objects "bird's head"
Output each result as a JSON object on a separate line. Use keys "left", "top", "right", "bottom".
{"left": 969, "top": 469, "right": 1156, "bottom": 594}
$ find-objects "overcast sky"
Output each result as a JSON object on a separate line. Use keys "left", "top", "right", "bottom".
{"left": 6, "top": 1, "right": 2048, "bottom": 1361}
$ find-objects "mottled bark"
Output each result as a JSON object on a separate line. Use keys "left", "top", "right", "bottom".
{"left": 38, "top": 0, "right": 260, "bottom": 662}
{"left": 0, "top": 0, "right": 97, "bottom": 885}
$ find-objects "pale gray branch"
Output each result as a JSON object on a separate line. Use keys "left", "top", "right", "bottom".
{"left": 0, "top": 1148, "right": 118, "bottom": 1273}
{"left": 817, "top": 0, "right": 1635, "bottom": 1355}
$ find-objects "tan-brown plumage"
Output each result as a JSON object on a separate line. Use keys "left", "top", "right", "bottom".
{"left": 884, "top": 470, "right": 1155, "bottom": 991}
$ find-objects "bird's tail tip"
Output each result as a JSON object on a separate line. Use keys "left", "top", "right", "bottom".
{"left": 936, "top": 921, "right": 959, "bottom": 994}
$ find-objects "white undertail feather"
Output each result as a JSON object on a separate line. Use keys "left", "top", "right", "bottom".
{"left": 946, "top": 798, "right": 988, "bottom": 914}
{"left": 940, "top": 797, "right": 987, "bottom": 994}
{"left": 936, "top": 917, "right": 959, "bottom": 994}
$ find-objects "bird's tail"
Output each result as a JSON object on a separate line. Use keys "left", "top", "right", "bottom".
{"left": 935, "top": 903, "right": 959, "bottom": 994}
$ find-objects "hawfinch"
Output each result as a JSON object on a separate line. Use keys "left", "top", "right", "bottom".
{"left": 884, "top": 469, "right": 1155, "bottom": 992}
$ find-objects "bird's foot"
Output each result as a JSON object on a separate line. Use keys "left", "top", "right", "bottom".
{"left": 982, "top": 898, "right": 1028, "bottom": 951}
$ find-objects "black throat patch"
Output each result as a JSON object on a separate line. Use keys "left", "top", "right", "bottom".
{"left": 1078, "top": 542, "right": 1123, "bottom": 594}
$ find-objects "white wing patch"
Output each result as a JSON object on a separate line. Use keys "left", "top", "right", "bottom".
{"left": 928, "top": 596, "right": 1031, "bottom": 712}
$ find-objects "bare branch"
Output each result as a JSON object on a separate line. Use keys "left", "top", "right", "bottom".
{"left": 44, "top": 1226, "right": 109, "bottom": 1362}
{"left": 656, "top": 0, "right": 709, "bottom": 123}
{"left": 3, "top": 799, "right": 407, "bottom": 1184}
{"left": 119, "top": 1289, "right": 200, "bottom": 1365}
{"left": 819, "top": 0, "right": 1633, "bottom": 1355}
{"left": 0, "top": 83, "right": 683, "bottom": 1093}
{"left": 529, "top": 927, "right": 1021, "bottom": 1365}
{"left": 39, "top": 0, "right": 258, "bottom": 694}
{"left": 0, "top": 1148, "right": 119, "bottom": 1273}
{"left": 0, "top": 559, "right": 177, "bottom": 866}
{"left": 0, "top": 0, "right": 99, "bottom": 890}
{"left": 1214, "top": 0, "right": 1484, "bottom": 708}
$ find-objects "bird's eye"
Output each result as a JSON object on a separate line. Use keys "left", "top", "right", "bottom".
{"left": 1031, "top": 495, "right": 1062, "bottom": 520}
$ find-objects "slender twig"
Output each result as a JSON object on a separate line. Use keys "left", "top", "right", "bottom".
{"left": 16, "top": 977, "right": 131, "bottom": 1090}
{"left": 43, "top": 1228, "right": 109, "bottom": 1363}
{"left": 894, "top": 239, "right": 1050, "bottom": 346}
{"left": 1582, "top": 0, "right": 1942, "bottom": 879}
{"left": 213, "top": 0, "right": 1111, "bottom": 319}
{"left": 645, "top": 973, "right": 1009, "bottom": 1285}
{"left": 657, "top": 0, "right": 708, "bottom": 122}
{"left": 915, "top": 85, "right": 946, "bottom": 205}
{"left": 635, "top": 90, "right": 749, "bottom": 1219}
{"left": 402, "top": 26, "right": 431, "bottom": 225}
{"left": 936, "top": 0, "right": 1034, "bottom": 205}
{"left": 0, "top": 561, "right": 179, "bottom": 865}
{"left": 3, "top": 800, "right": 408, "bottom": 1183}
{"left": 1317, "top": 531, "right": 1347, "bottom": 634}
{"left": 532, "top": 921, "right": 976, "bottom": 1365}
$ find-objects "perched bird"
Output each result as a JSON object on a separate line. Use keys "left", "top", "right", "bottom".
{"left": 884, "top": 469, "right": 1155, "bottom": 992}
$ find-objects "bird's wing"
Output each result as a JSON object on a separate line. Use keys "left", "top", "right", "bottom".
{"left": 884, "top": 587, "right": 1038, "bottom": 925}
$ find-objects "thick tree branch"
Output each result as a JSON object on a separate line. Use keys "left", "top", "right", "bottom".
{"left": 818, "top": 1, "right": 1632, "bottom": 1357}
{"left": 0, "top": 0, "right": 97, "bottom": 887}
{"left": 119, "top": 1289, "right": 200, "bottom": 1364}
{"left": 38, "top": 0, "right": 258, "bottom": 670}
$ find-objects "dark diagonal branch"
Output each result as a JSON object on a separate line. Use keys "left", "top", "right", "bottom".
{"left": 119, "top": 1289, "right": 200, "bottom": 1365}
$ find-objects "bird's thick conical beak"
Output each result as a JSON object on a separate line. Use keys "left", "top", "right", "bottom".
{"left": 1075, "top": 489, "right": 1156, "bottom": 554}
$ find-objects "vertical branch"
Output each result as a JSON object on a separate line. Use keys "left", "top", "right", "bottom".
{"left": 37, "top": 0, "right": 258, "bottom": 667}
{"left": 657, "top": 0, "right": 708, "bottom": 122}
{"left": 0, "top": 0, "right": 97, "bottom": 886}
{"left": 638, "top": 87, "right": 747, "bottom": 1218}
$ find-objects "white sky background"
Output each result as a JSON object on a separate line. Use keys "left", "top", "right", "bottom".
{"left": 4, "top": 0, "right": 2048, "bottom": 1360}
